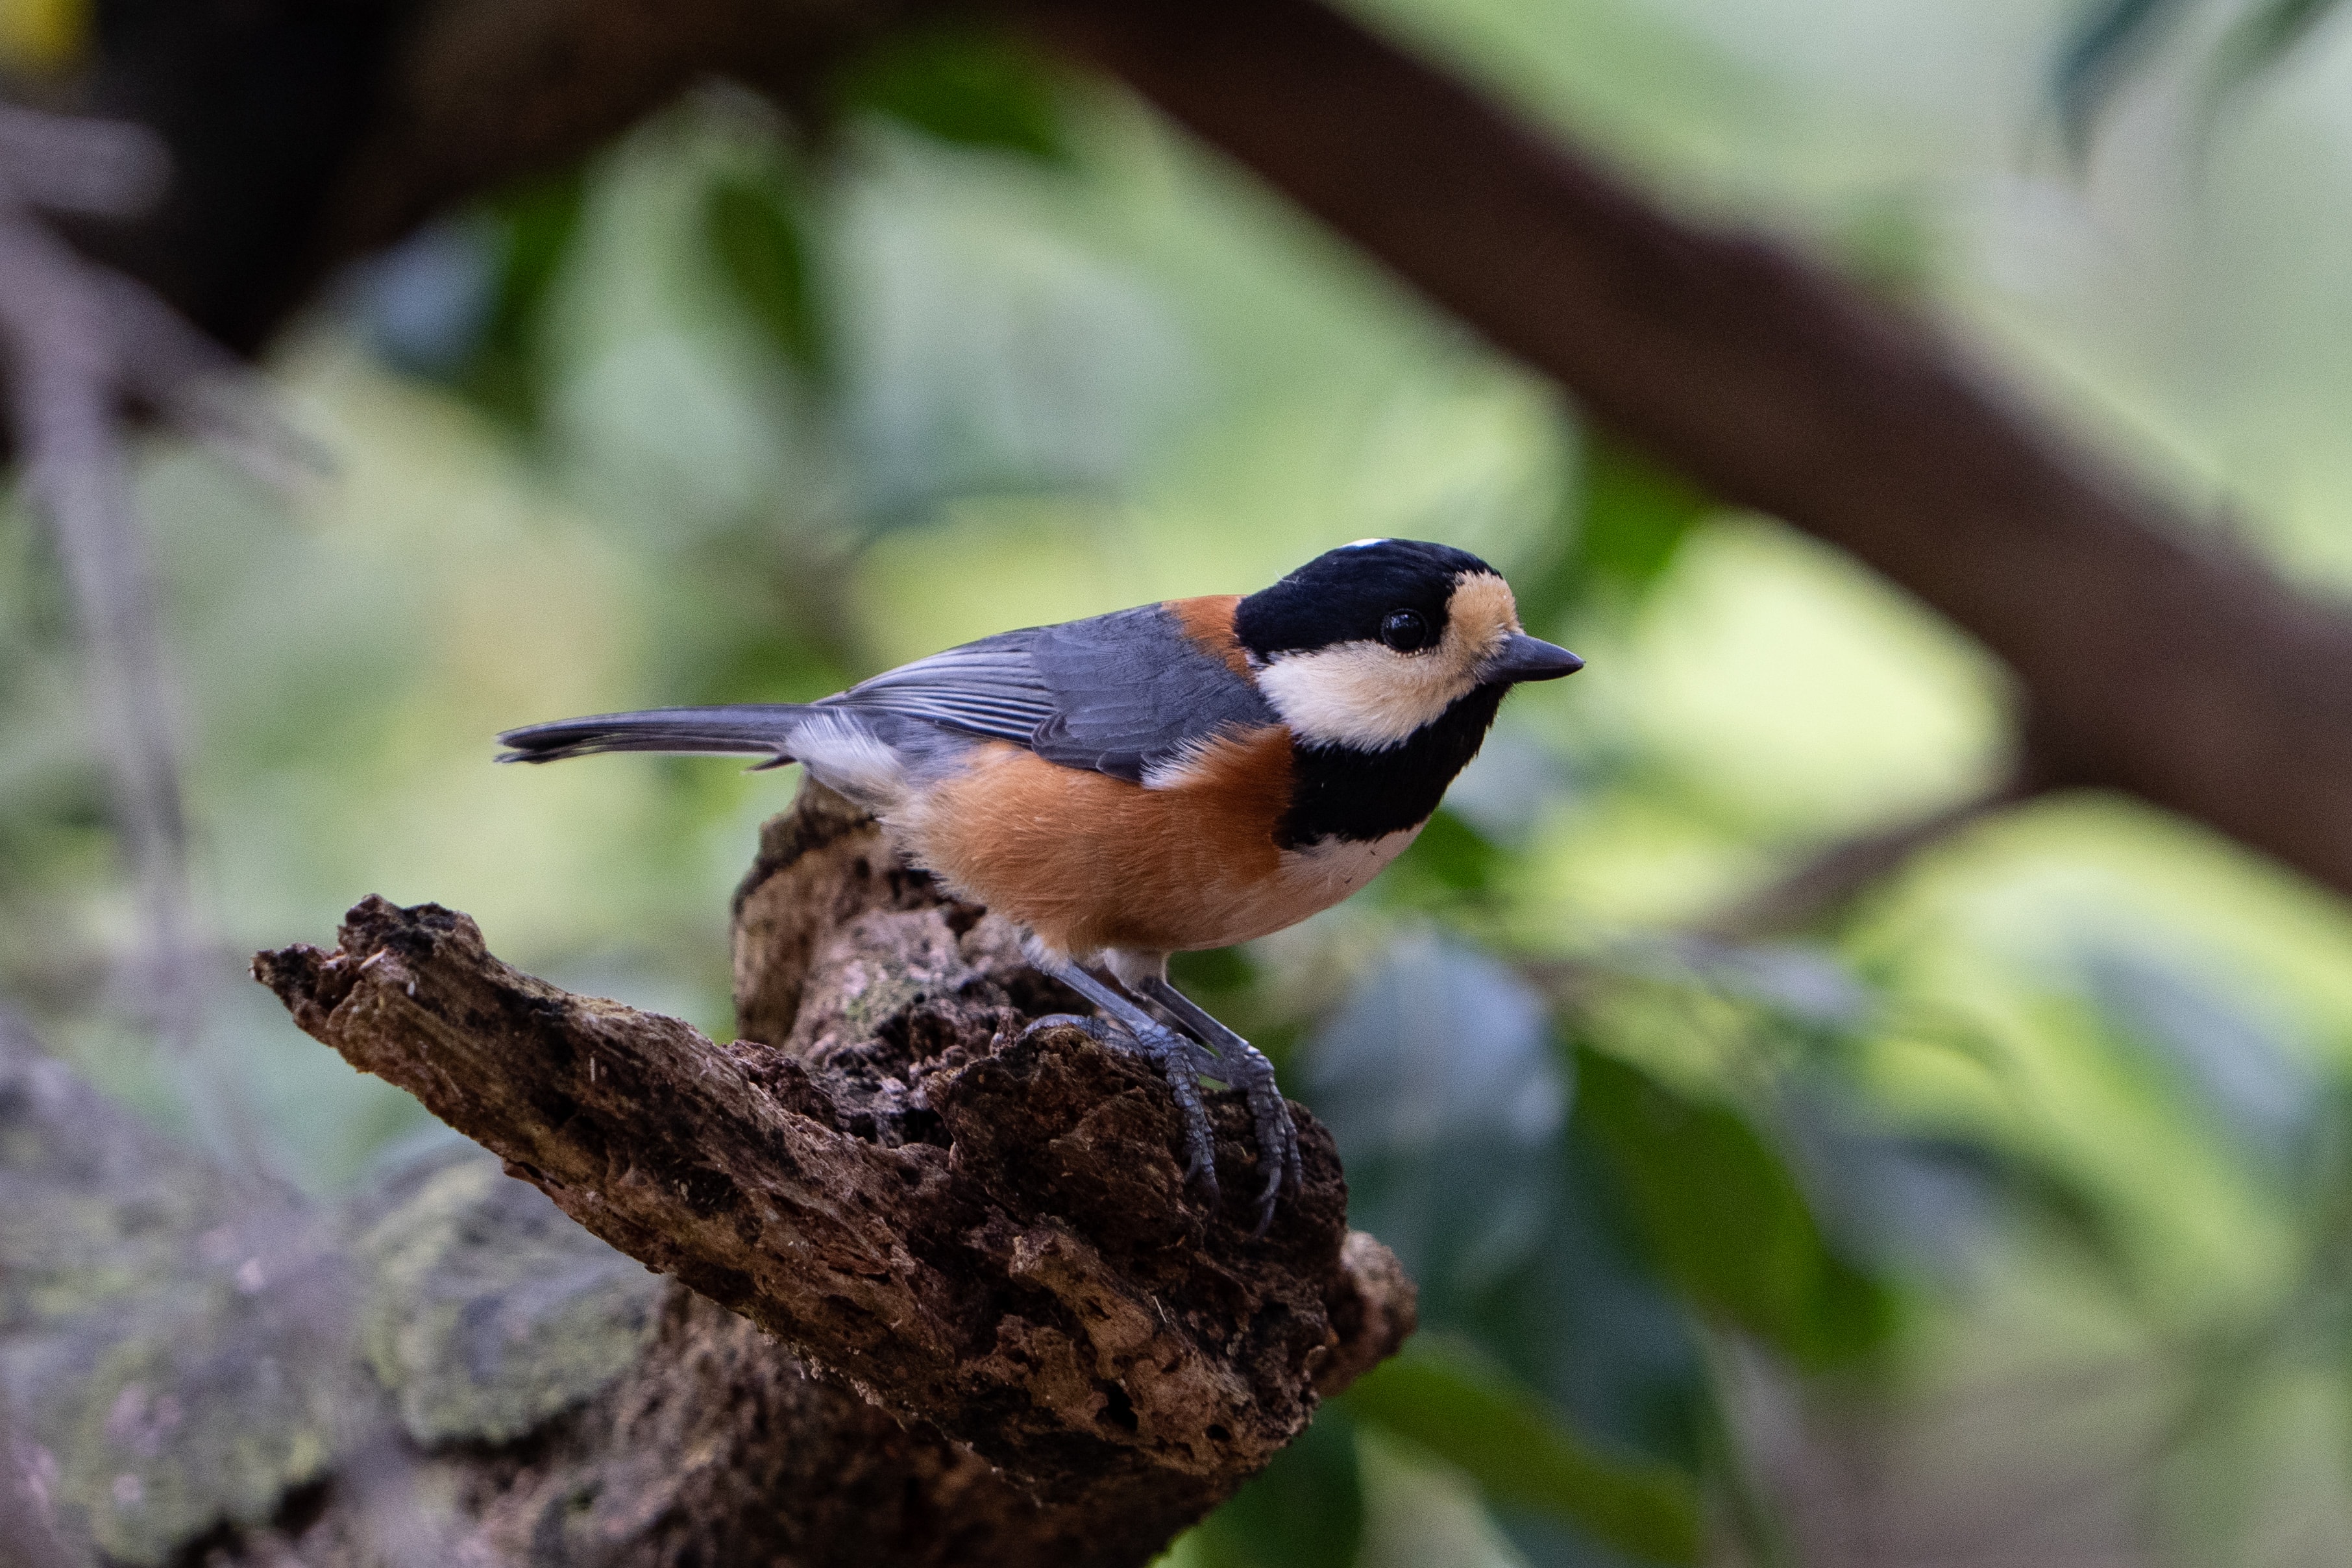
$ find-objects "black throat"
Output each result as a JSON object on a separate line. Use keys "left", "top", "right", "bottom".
{"left": 1275, "top": 685, "right": 1508, "bottom": 848}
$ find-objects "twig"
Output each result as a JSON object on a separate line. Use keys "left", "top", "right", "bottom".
{"left": 0, "top": 106, "right": 291, "bottom": 1178}
{"left": 0, "top": 1387, "right": 81, "bottom": 1568}
{"left": 1700, "top": 761, "right": 2055, "bottom": 940}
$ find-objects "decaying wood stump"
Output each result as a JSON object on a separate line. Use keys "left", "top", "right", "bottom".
{"left": 177, "top": 778, "right": 1411, "bottom": 1565}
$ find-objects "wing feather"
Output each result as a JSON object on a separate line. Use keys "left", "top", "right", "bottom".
{"left": 821, "top": 607, "right": 1275, "bottom": 781}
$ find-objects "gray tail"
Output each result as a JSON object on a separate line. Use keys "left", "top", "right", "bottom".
{"left": 496, "top": 705, "right": 812, "bottom": 768}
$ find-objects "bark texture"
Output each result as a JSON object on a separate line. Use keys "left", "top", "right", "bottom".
{"left": 243, "top": 779, "right": 1412, "bottom": 1567}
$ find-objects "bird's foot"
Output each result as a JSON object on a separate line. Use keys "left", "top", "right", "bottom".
{"left": 1187, "top": 1038, "right": 1299, "bottom": 1236}
{"left": 1091, "top": 1020, "right": 1223, "bottom": 1203}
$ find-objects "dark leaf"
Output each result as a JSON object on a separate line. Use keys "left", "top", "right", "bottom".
{"left": 1307, "top": 938, "right": 1707, "bottom": 1471}
{"left": 1518, "top": 427, "right": 1710, "bottom": 631}
{"left": 459, "top": 169, "right": 588, "bottom": 430}
{"left": 1343, "top": 1337, "right": 1704, "bottom": 1565}
{"left": 2052, "top": 0, "right": 2194, "bottom": 154}
{"left": 1184, "top": 1406, "right": 1363, "bottom": 1568}
{"left": 2209, "top": 0, "right": 2348, "bottom": 103}
{"left": 1380, "top": 806, "right": 1504, "bottom": 905}
{"left": 704, "top": 172, "right": 826, "bottom": 376}
{"left": 833, "top": 23, "right": 1070, "bottom": 164}
{"left": 1573, "top": 1046, "right": 1894, "bottom": 1370}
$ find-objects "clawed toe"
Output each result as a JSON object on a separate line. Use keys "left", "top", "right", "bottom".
{"left": 1116, "top": 1020, "right": 1222, "bottom": 1201}
{"left": 1012, "top": 949, "right": 1298, "bottom": 1230}
{"left": 1246, "top": 1084, "right": 1298, "bottom": 1237}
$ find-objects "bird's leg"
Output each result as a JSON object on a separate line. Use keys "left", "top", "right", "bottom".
{"left": 1135, "top": 976, "right": 1301, "bottom": 1235}
{"left": 1019, "top": 937, "right": 1219, "bottom": 1199}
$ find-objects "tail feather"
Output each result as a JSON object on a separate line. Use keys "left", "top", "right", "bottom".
{"left": 496, "top": 704, "right": 811, "bottom": 765}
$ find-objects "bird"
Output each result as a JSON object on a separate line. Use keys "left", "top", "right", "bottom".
{"left": 497, "top": 537, "right": 1583, "bottom": 1233}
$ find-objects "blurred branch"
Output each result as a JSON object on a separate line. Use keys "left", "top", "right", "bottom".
{"left": 0, "top": 106, "right": 291, "bottom": 1177}
{"left": 251, "top": 782, "right": 1413, "bottom": 1568}
{"left": 67, "top": 0, "right": 920, "bottom": 354}
{"left": 0, "top": 1391, "right": 79, "bottom": 1568}
{"left": 1700, "top": 755, "right": 2058, "bottom": 941}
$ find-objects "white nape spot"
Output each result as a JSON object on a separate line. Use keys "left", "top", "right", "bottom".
{"left": 786, "top": 713, "right": 907, "bottom": 807}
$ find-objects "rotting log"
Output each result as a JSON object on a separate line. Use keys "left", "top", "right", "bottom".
{"left": 249, "top": 779, "right": 1414, "bottom": 1567}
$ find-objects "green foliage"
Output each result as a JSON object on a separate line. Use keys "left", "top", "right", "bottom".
{"left": 460, "top": 170, "right": 588, "bottom": 430}
{"left": 832, "top": 23, "right": 1072, "bottom": 164}
{"left": 1378, "top": 806, "right": 1505, "bottom": 909}
{"left": 704, "top": 170, "right": 826, "bottom": 377}
{"left": 1517, "top": 426, "right": 1711, "bottom": 634}
{"left": 2053, "top": 0, "right": 2349, "bottom": 152}
{"left": 2209, "top": 0, "right": 2349, "bottom": 104}
{"left": 1183, "top": 1406, "right": 1364, "bottom": 1568}
{"left": 1343, "top": 1336, "right": 1704, "bottom": 1564}
{"left": 2053, "top": 0, "right": 2183, "bottom": 151}
{"left": 1573, "top": 1045, "right": 1894, "bottom": 1371}
{"left": 1578, "top": 434, "right": 1711, "bottom": 592}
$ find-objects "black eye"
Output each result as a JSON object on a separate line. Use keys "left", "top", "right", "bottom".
{"left": 1378, "top": 609, "right": 1432, "bottom": 652}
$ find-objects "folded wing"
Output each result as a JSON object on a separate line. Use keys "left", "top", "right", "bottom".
{"left": 504, "top": 603, "right": 1278, "bottom": 785}
{"left": 824, "top": 605, "right": 1276, "bottom": 781}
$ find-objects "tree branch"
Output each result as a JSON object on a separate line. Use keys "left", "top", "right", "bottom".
{"left": 71, "top": 0, "right": 917, "bottom": 353}
{"left": 1699, "top": 750, "right": 2066, "bottom": 940}
{"left": 252, "top": 781, "right": 1413, "bottom": 1567}
{"left": 0, "top": 105, "right": 310, "bottom": 1179}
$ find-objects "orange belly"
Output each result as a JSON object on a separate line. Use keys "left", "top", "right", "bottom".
{"left": 892, "top": 731, "right": 1417, "bottom": 958}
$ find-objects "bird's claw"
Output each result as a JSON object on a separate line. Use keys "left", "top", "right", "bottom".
{"left": 1105, "top": 1018, "right": 1221, "bottom": 1201}
{"left": 1234, "top": 1059, "right": 1299, "bottom": 1236}
{"left": 1027, "top": 1006, "right": 1295, "bottom": 1231}
{"left": 1174, "top": 1034, "right": 1297, "bottom": 1236}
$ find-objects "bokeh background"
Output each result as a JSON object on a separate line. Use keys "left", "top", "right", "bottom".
{"left": 10, "top": 0, "right": 2352, "bottom": 1563}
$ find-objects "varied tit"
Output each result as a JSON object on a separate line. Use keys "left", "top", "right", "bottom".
{"left": 498, "top": 538, "right": 1582, "bottom": 1232}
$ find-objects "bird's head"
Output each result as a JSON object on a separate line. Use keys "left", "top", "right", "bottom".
{"left": 1234, "top": 538, "right": 1583, "bottom": 750}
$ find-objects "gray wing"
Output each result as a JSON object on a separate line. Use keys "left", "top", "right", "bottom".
{"left": 823, "top": 606, "right": 1276, "bottom": 783}
{"left": 1027, "top": 606, "right": 1276, "bottom": 780}
{"left": 819, "top": 629, "right": 1057, "bottom": 746}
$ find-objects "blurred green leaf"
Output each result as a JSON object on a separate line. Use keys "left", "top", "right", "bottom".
{"left": 2052, "top": 0, "right": 2188, "bottom": 152}
{"left": 1184, "top": 1406, "right": 1363, "bottom": 1568}
{"left": 1517, "top": 427, "right": 1710, "bottom": 631}
{"left": 1989, "top": 1142, "right": 2142, "bottom": 1287}
{"left": 705, "top": 171, "right": 826, "bottom": 376}
{"left": 2080, "top": 943, "right": 2318, "bottom": 1172}
{"left": 1343, "top": 1336, "right": 1703, "bottom": 1564}
{"left": 1380, "top": 807, "right": 1504, "bottom": 907}
{"left": 2053, "top": 0, "right": 2347, "bottom": 153}
{"left": 460, "top": 170, "right": 587, "bottom": 430}
{"left": 2210, "top": 0, "right": 2347, "bottom": 101}
{"left": 834, "top": 23, "right": 1070, "bottom": 163}
{"left": 1832, "top": 191, "right": 1935, "bottom": 298}
{"left": 1580, "top": 433, "right": 1709, "bottom": 589}
{"left": 1573, "top": 1046, "right": 1894, "bottom": 1370}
